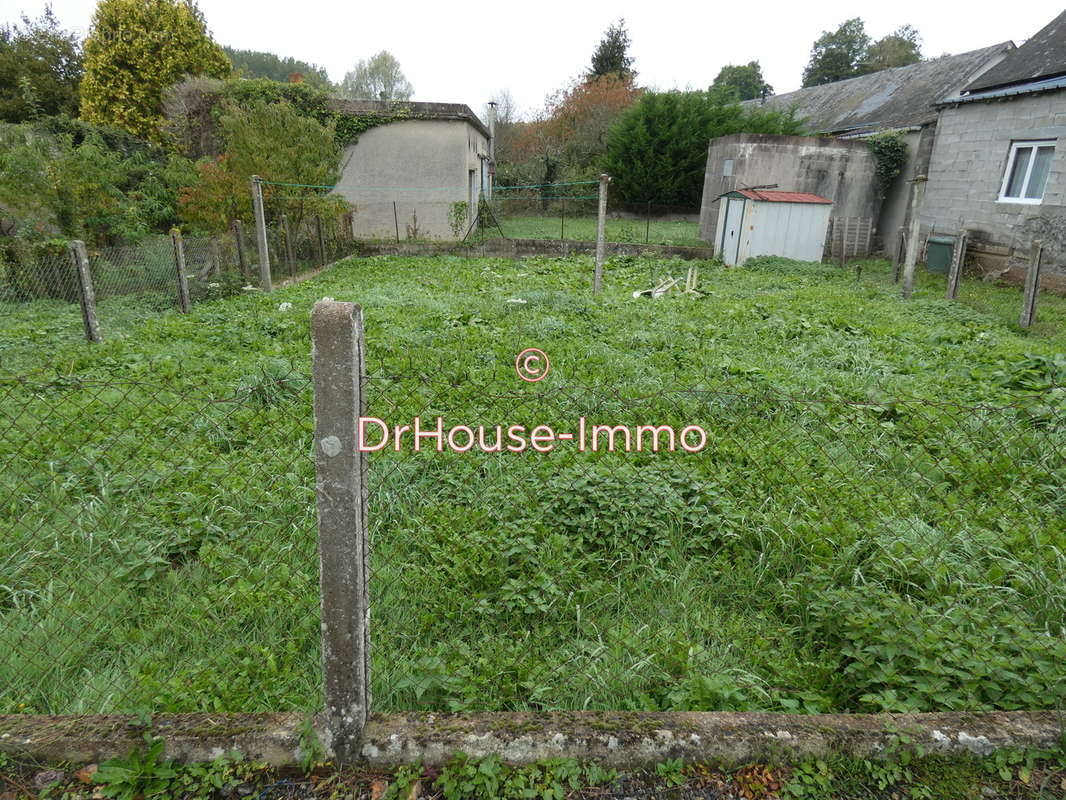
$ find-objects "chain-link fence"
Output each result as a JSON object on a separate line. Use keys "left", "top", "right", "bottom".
{"left": 2, "top": 339, "right": 1063, "bottom": 715}
{"left": 339, "top": 181, "right": 706, "bottom": 248}
{"left": 0, "top": 359, "right": 318, "bottom": 714}
{"left": 0, "top": 217, "right": 357, "bottom": 354}
{"left": 491, "top": 183, "right": 705, "bottom": 248}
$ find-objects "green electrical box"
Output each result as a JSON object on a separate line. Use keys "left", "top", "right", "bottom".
{"left": 926, "top": 235, "right": 955, "bottom": 274}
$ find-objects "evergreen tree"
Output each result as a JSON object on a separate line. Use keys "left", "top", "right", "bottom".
{"left": 602, "top": 89, "right": 803, "bottom": 207}
{"left": 224, "top": 47, "right": 333, "bottom": 92}
{"left": 588, "top": 19, "right": 635, "bottom": 80}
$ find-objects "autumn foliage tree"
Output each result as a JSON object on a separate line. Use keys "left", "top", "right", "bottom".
{"left": 504, "top": 74, "right": 641, "bottom": 185}
{"left": 81, "top": 0, "right": 231, "bottom": 141}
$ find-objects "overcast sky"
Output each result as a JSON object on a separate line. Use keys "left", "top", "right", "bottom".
{"left": 4, "top": 0, "right": 1063, "bottom": 121}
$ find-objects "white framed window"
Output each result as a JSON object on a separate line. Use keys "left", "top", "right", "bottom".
{"left": 998, "top": 140, "right": 1055, "bottom": 203}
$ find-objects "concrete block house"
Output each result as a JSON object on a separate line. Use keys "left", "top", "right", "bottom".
{"left": 701, "top": 43, "right": 1012, "bottom": 257}
{"left": 331, "top": 100, "right": 493, "bottom": 241}
{"left": 922, "top": 11, "right": 1066, "bottom": 286}
{"left": 701, "top": 11, "right": 1066, "bottom": 285}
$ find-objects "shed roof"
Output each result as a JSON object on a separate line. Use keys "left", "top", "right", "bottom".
{"left": 747, "top": 43, "right": 1012, "bottom": 135}
{"left": 330, "top": 99, "right": 491, "bottom": 139}
{"left": 963, "top": 11, "right": 1066, "bottom": 93}
{"left": 730, "top": 190, "right": 832, "bottom": 204}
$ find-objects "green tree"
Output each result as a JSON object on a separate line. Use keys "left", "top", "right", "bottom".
{"left": 179, "top": 99, "right": 347, "bottom": 232}
{"left": 340, "top": 51, "right": 413, "bottom": 101}
{"left": 865, "top": 25, "right": 922, "bottom": 72}
{"left": 801, "top": 17, "right": 870, "bottom": 87}
{"left": 602, "top": 89, "right": 803, "bottom": 207}
{"left": 223, "top": 46, "right": 333, "bottom": 92}
{"left": 0, "top": 5, "right": 83, "bottom": 122}
{"left": 0, "top": 121, "right": 193, "bottom": 243}
{"left": 80, "top": 0, "right": 231, "bottom": 141}
{"left": 711, "top": 61, "right": 773, "bottom": 101}
{"left": 588, "top": 18, "right": 635, "bottom": 80}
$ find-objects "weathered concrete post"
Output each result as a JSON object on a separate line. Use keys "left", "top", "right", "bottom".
{"left": 233, "top": 219, "right": 249, "bottom": 281}
{"left": 250, "top": 175, "right": 273, "bottom": 292}
{"left": 316, "top": 215, "right": 327, "bottom": 266}
{"left": 946, "top": 230, "right": 968, "bottom": 301}
{"left": 311, "top": 300, "right": 370, "bottom": 765}
{"left": 281, "top": 214, "right": 296, "bottom": 277}
{"left": 1020, "top": 241, "right": 1044, "bottom": 328}
{"left": 170, "top": 228, "right": 191, "bottom": 313}
{"left": 891, "top": 227, "right": 906, "bottom": 283}
{"left": 594, "top": 173, "right": 611, "bottom": 294}
{"left": 69, "top": 240, "right": 101, "bottom": 343}
{"left": 900, "top": 176, "right": 927, "bottom": 300}
{"left": 209, "top": 236, "right": 221, "bottom": 277}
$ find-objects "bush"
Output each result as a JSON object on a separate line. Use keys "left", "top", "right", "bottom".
{"left": 602, "top": 89, "right": 804, "bottom": 207}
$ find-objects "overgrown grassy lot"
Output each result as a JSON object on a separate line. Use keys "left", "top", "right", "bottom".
{"left": 0, "top": 255, "right": 1063, "bottom": 715}
{"left": 492, "top": 214, "right": 704, "bottom": 247}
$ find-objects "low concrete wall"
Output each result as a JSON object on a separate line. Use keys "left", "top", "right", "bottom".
{"left": 1, "top": 711, "right": 1061, "bottom": 769}
{"left": 351, "top": 238, "right": 714, "bottom": 261}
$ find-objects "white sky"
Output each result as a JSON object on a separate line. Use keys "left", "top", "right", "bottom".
{"left": 3, "top": 0, "right": 1062, "bottom": 121}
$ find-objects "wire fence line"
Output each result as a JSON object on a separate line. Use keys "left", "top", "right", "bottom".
{"left": 0, "top": 210, "right": 357, "bottom": 346}
{"left": 1, "top": 304, "right": 1063, "bottom": 727}
{"left": 338, "top": 179, "right": 706, "bottom": 249}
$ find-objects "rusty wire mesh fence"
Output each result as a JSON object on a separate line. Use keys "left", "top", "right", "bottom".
{"left": 3, "top": 338, "right": 1062, "bottom": 715}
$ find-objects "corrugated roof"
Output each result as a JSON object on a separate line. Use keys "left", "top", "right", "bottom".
{"left": 964, "top": 11, "right": 1066, "bottom": 93}
{"left": 939, "top": 73, "right": 1066, "bottom": 106}
{"left": 733, "top": 190, "right": 832, "bottom": 204}
{"left": 329, "top": 99, "right": 491, "bottom": 139}
{"left": 746, "top": 43, "right": 1012, "bottom": 135}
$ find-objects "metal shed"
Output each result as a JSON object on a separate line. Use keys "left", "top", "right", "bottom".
{"left": 715, "top": 189, "right": 833, "bottom": 266}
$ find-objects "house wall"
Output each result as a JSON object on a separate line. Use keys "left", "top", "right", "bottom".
{"left": 922, "top": 90, "right": 1066, "bottom": 279}
{"left": 334, "top": 119, "right": 490, "bottom": 240}
{"left": 699, "top": 134, "right": 879, "bottom": 251}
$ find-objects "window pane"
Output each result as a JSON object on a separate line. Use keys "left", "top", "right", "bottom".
{"left": 1005, "top": 146, "right": 1032, "bottom": 197}
{"left": 1024, "top": 145, "right": 1054, "bottom": 199}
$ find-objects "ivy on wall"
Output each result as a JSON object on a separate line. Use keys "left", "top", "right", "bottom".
{"left": 866, "top": 130, "right": 909, "bottom": 198}
{"left": 219, "top": 79, "right": 411, "bottom": 146}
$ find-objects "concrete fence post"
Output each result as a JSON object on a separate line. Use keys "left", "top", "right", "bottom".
{"left": 250, "top": 175, "right": 273, "bottom": 292}
{"left": 900, "top": 176, "right": 927, "bottom": 300}
{"left": 316, "top": 215, "right": 327, "bottom": 266}
{"left": 946, "top": 230, "right": 967, "bottom": 301}
{"left": 311, "top": 300, "right": 370, "bottom": 765}
{"left": 891, "top": 227, "right": 906, "bottom": 283}
{"left": 233, "top": 219, "right": 249, "bottom": 281}
{"left": 170, "top": 228, "right": 191, "bottom": 313}
{"left": 281, "top": 214, "right": 296, "bottom": 277}
{"left": 69, "top": 240, "right": 102, "bottom": 343}
{"left": 594, "top": 173, "right": 611, "bottom": 294}
{"left": 209, "top": 236, "right": 221, "bottom": 278}
{"left": 1020, "top": 241, "right": 1043, "bottom": 328}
